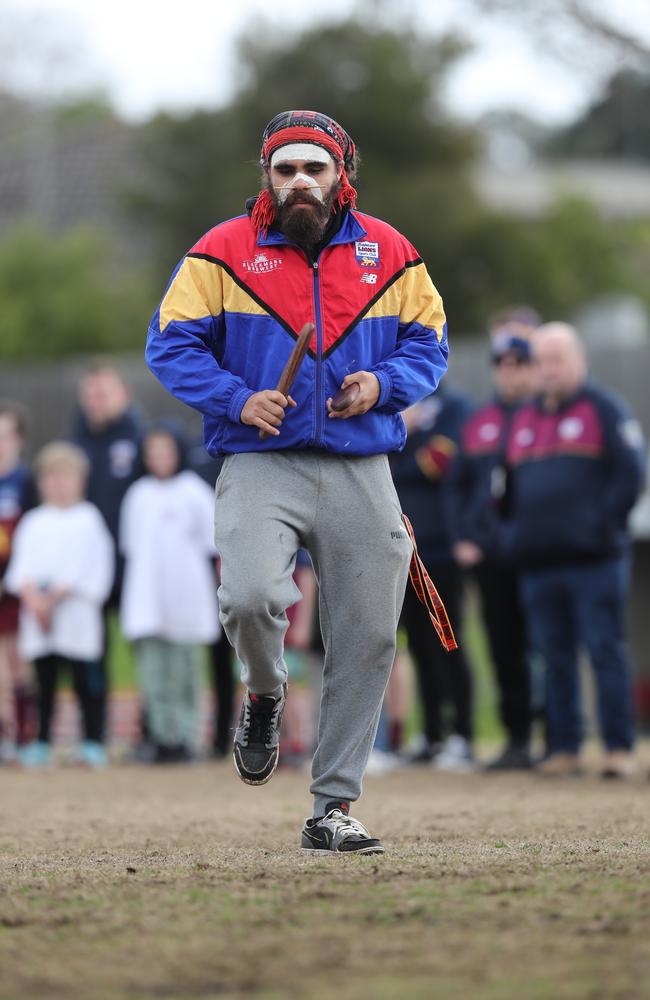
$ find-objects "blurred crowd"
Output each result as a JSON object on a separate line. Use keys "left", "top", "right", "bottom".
{"left": 0, "top": 308, "right": 647, "bottom": 779}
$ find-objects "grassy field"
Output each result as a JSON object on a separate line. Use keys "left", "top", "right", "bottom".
{"left": 1, "top": 762, "right": 649, "bottom": 1000}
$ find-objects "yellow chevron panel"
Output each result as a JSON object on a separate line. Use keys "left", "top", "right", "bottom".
{"left": 222, "top": 275, "right": 269, "bottom": 316}
{"left": 364, "top": 264, "right": 446, "bottom": 342}
{"left": 365, "top": 273, "right": 403, "bottom": 320}
{"left": 399, "top": 263, "right": 446, "bottom": 342}
{"left": 160, "top": 256, "right": 223, "bottom": 333}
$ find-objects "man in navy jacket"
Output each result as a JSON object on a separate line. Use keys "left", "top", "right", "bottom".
{"left": 392, "top": 386, "right": 474, "bottom": 770}
{"left": 502, "top": 323, "right": 645, "bottom": 777}
{"left": 451, "top": 331, "right": 537, "bottom": 769}
{"left": 69, "top": 361, "right": 144, "bottom": 745}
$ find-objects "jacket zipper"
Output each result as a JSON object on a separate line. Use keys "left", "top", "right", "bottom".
{"left": 312, "top": 259, "right": 324, "bottom": 447}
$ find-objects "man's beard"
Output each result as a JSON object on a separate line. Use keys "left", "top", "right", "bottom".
{"left": 269, "top": 179, "right": 340, "bottom": 246}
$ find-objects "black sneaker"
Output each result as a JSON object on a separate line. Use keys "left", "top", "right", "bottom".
{"left": 484, "top": 743, "right": 532, "bottom": 772}
{"left": 233, "top": 685, "right": 286, "bottom": 785}
{"left": 301, "top": 808, "right": 384, "bottom": 855}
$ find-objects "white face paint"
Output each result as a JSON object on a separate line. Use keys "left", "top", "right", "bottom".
{"left": 276, "top": 173, "right": 324, "bottom": 204}
{"left": 270, "top": 143, "right": 333, "bottom": 205}
{"left": 270, "top": 144, "right": 332, "bottom": 167}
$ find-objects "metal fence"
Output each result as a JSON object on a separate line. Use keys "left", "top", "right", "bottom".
{"left": 3, "top": 337, "right": 650, "bottom": 451}
{"left": 1, "top": 338, "right": 649, "bottom": 686}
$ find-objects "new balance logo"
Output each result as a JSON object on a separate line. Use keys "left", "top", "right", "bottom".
{"left": 361, "top": 272, "right": 377, "bottom": 284}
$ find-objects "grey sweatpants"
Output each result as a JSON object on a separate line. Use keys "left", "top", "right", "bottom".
{"left": 213, "top": 451, "right": 412, "bottom": 816}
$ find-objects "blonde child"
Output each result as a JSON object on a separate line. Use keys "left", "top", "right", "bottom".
{"left": 5, "top": 442, "right": 114, "bottom": 767}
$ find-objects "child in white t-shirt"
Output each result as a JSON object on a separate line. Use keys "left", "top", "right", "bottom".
{"left": 5, "top": 442, "right": 114, "bottom": 767}
{"left": 119, "top": 425, "right": 219, "bottom": 762}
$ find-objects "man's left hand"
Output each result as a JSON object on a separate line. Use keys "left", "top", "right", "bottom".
{"left": 326, "top": 372, "right": 380, "bottom": 420}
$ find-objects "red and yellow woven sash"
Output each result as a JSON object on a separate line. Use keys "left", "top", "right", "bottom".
{"left": 402, "top": 514, "right": 458, "bottom": 652}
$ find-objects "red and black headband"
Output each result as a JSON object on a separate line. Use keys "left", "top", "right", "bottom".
{"left": 251, "top": 110, "right": 358, "bottom": 235}
{"left": 260, "top": 110, "right": 356, "bottom": 170}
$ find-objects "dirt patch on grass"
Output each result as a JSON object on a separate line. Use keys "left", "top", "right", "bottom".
{"left": 1, "top": 762, "right": 649, "bottom": 999}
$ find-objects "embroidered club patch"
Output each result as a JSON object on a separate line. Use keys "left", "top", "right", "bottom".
{"left": 355, "top": 241, "right": 380, "bottom": 267}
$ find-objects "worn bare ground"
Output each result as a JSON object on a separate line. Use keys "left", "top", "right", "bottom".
{"left": 1, "top": 760, "right": 649, "bottom": 1000}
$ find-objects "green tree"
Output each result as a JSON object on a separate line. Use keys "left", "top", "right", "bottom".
{"left": 549, "top": 71, "right": 650, "bottom": 162}
{"left": 128, "top": 19, "right": 477, "bottom": 277}
{"left": 445, "top": 197, "right": 650, "bottom": 330}
{"left": 0, "top": 222, "right": 151, "bottom": 360}
{"left": 127, "top": 17, "right": 650, "bottom": 334}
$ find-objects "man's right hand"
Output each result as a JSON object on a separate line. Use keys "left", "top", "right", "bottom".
{"left": 240, "top": 390, "right": 297, "bottom": 437}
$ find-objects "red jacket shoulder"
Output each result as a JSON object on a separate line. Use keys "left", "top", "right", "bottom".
{"left": 351, "top": 211, "right": 421, "bottom": 264}
{"left": 190, "top": 215, "right": 255, "bottom": 258}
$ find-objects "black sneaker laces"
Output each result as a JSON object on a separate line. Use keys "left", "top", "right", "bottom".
{"left": 243, "top": 698, "right": 278, "bottom": 747}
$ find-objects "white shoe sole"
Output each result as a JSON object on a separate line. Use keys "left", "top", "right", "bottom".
{"left": 300, "top": 845, "right": 385, "bottom": 856}
{"left": 232, "top": 749, "right": 279, "bottom": 786}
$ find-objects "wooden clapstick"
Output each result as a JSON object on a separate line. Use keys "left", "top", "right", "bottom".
{"left": 330, "top": 381, "right": 361, "bottom": 412}
{"left": 259, "top": 322, "right": 315, "bottom": 440}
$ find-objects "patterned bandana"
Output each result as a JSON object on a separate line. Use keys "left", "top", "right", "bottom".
{"left": 251, "top": 110, "right": 358, "bottom": 236}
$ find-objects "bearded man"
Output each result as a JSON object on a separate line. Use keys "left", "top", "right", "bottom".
{"left": 146, "top": 110, "right": 449, "bottom": 854}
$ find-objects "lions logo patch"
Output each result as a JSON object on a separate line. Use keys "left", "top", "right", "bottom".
{"left": 355, "top": 241, "right": 380, "bottom": 267}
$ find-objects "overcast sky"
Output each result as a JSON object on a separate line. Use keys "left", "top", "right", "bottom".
{"left": 1, "top": 0, "right": 648, "bottom": 124}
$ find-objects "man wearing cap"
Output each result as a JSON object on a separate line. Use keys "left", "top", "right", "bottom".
{"left": 451, "top": 316, "right": 538, "bottom": 770}
{"left": 146, "top": 111, "right": 449, "bottom": 854}
{"left": 499, "top": 324, "right": 644, "bottom": 778}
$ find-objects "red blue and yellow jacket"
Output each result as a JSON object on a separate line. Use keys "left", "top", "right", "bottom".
{"left": 146, "top": 209, "right": 448, "bottom": 456}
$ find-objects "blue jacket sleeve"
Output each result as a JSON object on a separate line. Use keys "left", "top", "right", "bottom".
{"left": 145, "top": 255, "right": 254, "bottom": 424}
{"left": 370, "top": 261, "right": 449, "bottom": 414}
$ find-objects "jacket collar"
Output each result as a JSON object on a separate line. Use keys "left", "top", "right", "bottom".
{"left": 256, "top": 210, "right": 367, "bottom": 249}
{"left": 533, "top": 379, "right": 590, "bottom": 415}
{"left": 494, "top": 393, "right": 528, "bottom": 414}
